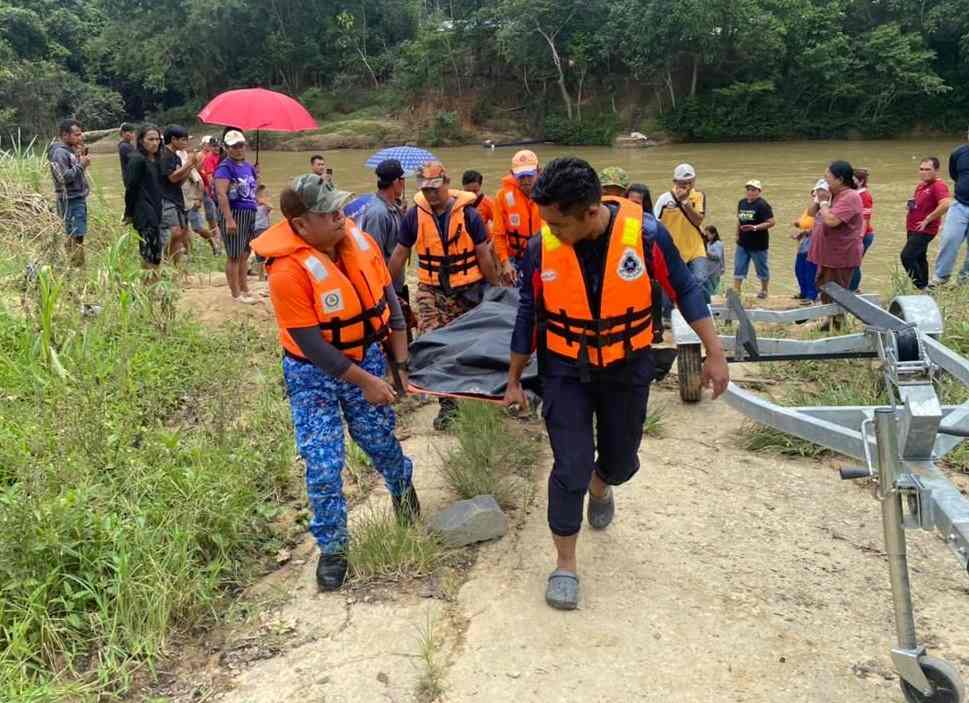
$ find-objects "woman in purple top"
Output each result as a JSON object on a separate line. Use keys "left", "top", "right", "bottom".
{"left": 215, "top": 129, "right": 260, "bottom": 304}
{"left": 808, "top": 160, "right": 864, "bottom": 329}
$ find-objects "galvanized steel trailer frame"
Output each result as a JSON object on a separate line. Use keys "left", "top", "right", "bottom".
{"left": 672, "top": 285, "right": 968, "bottom": 702}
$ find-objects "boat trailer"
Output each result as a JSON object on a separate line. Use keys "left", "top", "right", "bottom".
{"left": 673, "top": 284, "right": 969, "bottom": 703}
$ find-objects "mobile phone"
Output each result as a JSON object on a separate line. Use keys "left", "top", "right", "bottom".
{"left": 326, "top": 168, "right": 333, "bottom": 175}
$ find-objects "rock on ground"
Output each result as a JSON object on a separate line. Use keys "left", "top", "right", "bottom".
{"left": 429, "top": 495, "right": 508, "bottom": 547}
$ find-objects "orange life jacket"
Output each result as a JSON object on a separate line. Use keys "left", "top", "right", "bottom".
{"left": 540, "top": 197, "right": 653, "bottom": 368}
{"left": 495, "top": 174, "right": 543, "bottom": 260}
{"left": 414, "top": 189, "right": 483, "bottom": 291}
{"left": 253, "top": 219, "right": 392, "bottom": 362}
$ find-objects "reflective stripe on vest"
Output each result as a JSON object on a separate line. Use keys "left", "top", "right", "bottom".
{"left": 499, "top": 183, "right": 543, "bottom": 259}
{"left": 540, "top": 199, "right": 653, "bottom": 368}
{"left": 414, "top": 189, "right": 483, "bottom": 291}
{"left": 291, "top": 223, "right": 391, "bottom": 361}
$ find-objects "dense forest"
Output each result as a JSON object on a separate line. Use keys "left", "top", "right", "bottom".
{"left": 1, "top": 0, "right": 968, "bottom": 143}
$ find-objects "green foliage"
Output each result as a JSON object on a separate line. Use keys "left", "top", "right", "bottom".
{"left": 0, "top": 151, "right": 297, "bottom": 698}
{"left": 440, "top": 401, "right": 538, "bottom": 508}
{"left": 426, "top": 111, "right": 469, "bottom": 147}
{"left": 544, "top": 114, "right": 619, "bottom": 145}
{"left": 347, "top": 507, "right": 443, "bottom": 581}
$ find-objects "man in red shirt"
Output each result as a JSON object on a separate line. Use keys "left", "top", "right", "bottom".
{"left": 199, "top": 136, "right": 223, "bottom": 239}
{"left": 902, "top": 157, "right": 952, "bottom": 290}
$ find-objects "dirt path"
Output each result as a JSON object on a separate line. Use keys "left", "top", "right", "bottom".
{"left": 149, "top": 283, "right": 969, "bottom": 703}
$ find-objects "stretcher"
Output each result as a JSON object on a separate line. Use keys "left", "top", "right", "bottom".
{"left": 673, "top": 284, "right": 967, "bottom": 702}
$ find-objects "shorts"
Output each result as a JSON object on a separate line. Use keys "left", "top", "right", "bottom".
{"left": 203, "top": 192, "right": 219, "bottom": 225}
{"left": 57, "top": 197, "right": 87, "bottom": 240}
{"left": 161, "top": 200, "right": 188, "bottom": 244}
{"left": 734, "top": 246, "right": 770, "bottom": 281}
{"left": 188, "top": 206, "right": 207, "bottom": 233}
{"left": 219, "top": 208, "right": 257, "bottom": 259}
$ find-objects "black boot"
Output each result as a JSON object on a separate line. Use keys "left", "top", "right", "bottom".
{"left": 316, "top": 553, "right": 348, "bottom": 592}
{"left": 392, "top": 485, "right": 421, "bottom": 525}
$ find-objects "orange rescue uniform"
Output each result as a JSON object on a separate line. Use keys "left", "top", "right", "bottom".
{"left": 493, "top": 174, "right": 543, "bottom": 263}
{"left": 414, "top": 189, "right": 483, "bottom": 290}
{"left": 253, "top": 219, "right": 392, "bottom": 361}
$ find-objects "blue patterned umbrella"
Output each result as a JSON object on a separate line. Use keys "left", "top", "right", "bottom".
{"left": 343, "top": 193, "right": 374, "bottom": 220}
{"left": 364, "top": 146, "right": 438, "bottom": 176}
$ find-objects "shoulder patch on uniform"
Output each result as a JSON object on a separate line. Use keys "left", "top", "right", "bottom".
{"left": 351, "top": 227, "right": 370, "bottom": 251}
{"left": 304, "top": 255, "right": 328, "bottom": 281}
{"left": 622, "top": 216, "right": 640, "bottom": 246}
{"left": 321, "top": 289, "right": 344, "bottom": 314}
{"left": 617, "top": 247, "right": 645, "bottom": 281}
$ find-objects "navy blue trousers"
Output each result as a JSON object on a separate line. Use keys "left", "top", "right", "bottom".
{"left": 542, "top": 370, "right": 652, "bottom": 537}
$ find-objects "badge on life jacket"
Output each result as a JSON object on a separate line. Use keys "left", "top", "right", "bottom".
{"left": 541, "top": 270, "right": 557, "bottom": 282}
{"left": 509, "top": 214, "right": 521, "bottom": 227}
{"left": 322, "top": 289, "right": 345, "bottom": 314}
{"left": 617, "top": 248, "right": 645, "bottom": 281}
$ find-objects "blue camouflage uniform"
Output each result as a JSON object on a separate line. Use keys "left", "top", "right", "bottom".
{"left": 283, "top": 344, "right": 413, "bottom": 555}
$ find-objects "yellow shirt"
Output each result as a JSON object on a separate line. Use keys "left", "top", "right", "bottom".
{"left": 795, "top": 209, "right": 815, "bottom": 231}
{"left": 656, "top": 190, "right": 707, "bottom": 263}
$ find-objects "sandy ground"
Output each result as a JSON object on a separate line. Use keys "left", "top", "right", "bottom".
{"left": 142, "top": 282, "right": 969, "bottom": 703}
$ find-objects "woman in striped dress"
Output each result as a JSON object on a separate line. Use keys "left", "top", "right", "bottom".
{"left": 214, "top": 130, "right": 260, "bottom": 304}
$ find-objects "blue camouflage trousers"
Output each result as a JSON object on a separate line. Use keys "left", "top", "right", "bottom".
{"left": 283, "top": 344, "right": 413, "bottom": 555}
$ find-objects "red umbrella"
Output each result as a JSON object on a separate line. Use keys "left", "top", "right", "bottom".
{"left": 197, "top": 88, "right": 318, "bottom": 162}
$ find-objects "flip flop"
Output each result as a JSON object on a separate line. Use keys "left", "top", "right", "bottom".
{"left": 546, "top": 569, "right": 579, "bottom": 610}
{"left": 587, "top": 486, "right": 615, "bottom": 530}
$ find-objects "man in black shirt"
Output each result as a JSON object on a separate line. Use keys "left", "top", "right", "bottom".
{"left": 159, "top": 125, "right": 199, "bottom": 263}
{"left": 733, "top": 179, "right": 775, "bottom": 299}
{"left": 118, "top": 123, "right": 135, "bottom": 184}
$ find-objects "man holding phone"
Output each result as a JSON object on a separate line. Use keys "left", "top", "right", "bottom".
{"left": 654, "top": 163, "right": 709, "bottom": 318}
{"left": 48, "top": 119, "right": 91, "bottom": 267}
{"left": 311, "top": 154, "right": 333, "bottom": 184}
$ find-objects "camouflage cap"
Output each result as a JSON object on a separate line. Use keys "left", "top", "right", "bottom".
{"left": 600, "top": 166, "right": 630, "bottom": 190}
{"left": 291, "top": 173, "right": 354, "bottom": 214}
{"left": 417, "top": 161, "right": 447, "bottom": 189}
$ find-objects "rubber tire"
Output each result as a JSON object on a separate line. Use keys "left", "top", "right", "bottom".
{"left": 677, "top": 344, "right": 703, "bottom": 403}
{"left": 901, "top": 656, "right": 965, "bottom": 703}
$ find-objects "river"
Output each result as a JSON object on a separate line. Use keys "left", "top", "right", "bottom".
{"left": 92, "top": 139, "right": 958, "bottom": 295}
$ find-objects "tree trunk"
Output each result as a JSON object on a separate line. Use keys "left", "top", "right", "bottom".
{"left": 576, "top": 69, "right": 587, "bottom": 121}
{"left": 357, "top": 49, "right": 380, "bottom": 89}
{"left": 653, "top": 87, "right": 665, "bottom": 114}
{"left": 690, "top": 54, "right": 700, "bottom": 97}
{"left": 665, "top": 69, "right": 676, "bottom": 110}
{"left": 537, "top": 27, "right": 573, "bottom": 120}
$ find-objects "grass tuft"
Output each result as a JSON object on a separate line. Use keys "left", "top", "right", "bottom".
{"left": 439, "top": 401, "right": 539, "bottom": 508}
{"left": 644, "top": 405, "right": 665, "bottom": 438}
{"left": 414, "top": 613, "right": 446, "bottom": 702}
{"left": 347, "top": 507, "right": 443, "bottom": 582}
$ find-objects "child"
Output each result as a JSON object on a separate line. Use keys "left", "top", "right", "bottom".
{"left": 253, "top": 184, "right": 273, "bottom": 280}
{"left": 791, "top": 180, "right": 825, "bottom": 304}
{"left": 703, "top": 225, "right": 724, "bottom": 297}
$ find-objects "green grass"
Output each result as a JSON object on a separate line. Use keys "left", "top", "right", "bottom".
{"left": 346, "top": 507, "right": 443, "bottom": 582}
{"left": 414, "top": 613, "right": 446, "bottom": 702}
{"left": 439, "top": 401, "right": 539, "bottom": 509}
{"left": 644, "top": 405, "right": 665, "bottom": 438}
{"left": 0, "top": 150, "right": 298, "bottom": 699}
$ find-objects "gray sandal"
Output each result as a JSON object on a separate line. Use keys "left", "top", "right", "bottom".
{"left": 587, "top": 486, "right": 615, "bottom": 530}
{"left": 545, "top": 569, "right": 580, "bottom": 610}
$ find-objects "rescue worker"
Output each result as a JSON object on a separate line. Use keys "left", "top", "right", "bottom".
{"left": 462, "top": 170, "right": 495, "bottom": 229}
{"left": 493, "top": 150, "right": 543, "bottom": 285}
{"left": 252, "top": 174, "right": 419, "bottom": 592}
{"left": 502, "top": 158, "right": 729, "bottom": 610}
{"left": 600, "top": 167, "right": 631, "bottom": 199}
{"left": 389, "top": 161, "right": 501, "bottom": 430}
{"left": 654, "top": 163, "right": 710, "bottom": 316}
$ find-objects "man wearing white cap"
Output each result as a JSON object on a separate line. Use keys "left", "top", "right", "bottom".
{"left": 493, "top": 149, "right": 544, "bottom": 284}
{"left": 734, "top": 179, "right": 775, "bottom": 299}
{"left": 654, "top": 163, "right": 709, "bottom": 318}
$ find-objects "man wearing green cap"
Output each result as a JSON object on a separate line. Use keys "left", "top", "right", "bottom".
{"left": 600, "top": 167, "right": 631, "bottom": 199}
{"left": 251, "top": 174, "right": 419, "bottom": 592}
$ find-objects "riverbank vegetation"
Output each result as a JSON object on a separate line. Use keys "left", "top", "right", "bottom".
{"left": 0, "top": 0, "right": 966, "bottom": 145}
{"left": 0, "top": 150, "right": 300, "bottom": 698}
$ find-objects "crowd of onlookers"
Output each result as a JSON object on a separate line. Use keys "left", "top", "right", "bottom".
{"left": 46, "top": 117, "right": 969, "bottom": 314}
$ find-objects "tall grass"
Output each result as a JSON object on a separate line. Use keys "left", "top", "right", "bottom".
{"left": 0, "top": 150, "right": 298, "bottom": 698}
{"left": 439, "top": 401, "right": 539, "bottom": 508}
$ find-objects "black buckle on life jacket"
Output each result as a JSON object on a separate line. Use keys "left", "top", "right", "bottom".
{"left": 319, "top": 299, "right": 390, "bottom": 351}
{"left": 544, "top": 305, "right": 652, "bottom": 374}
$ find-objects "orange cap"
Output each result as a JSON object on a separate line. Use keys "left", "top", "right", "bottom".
{"left": 511, "top": 150, "right": 539, "bottom": 176}
{"left": 417, "top": 161, "right": 447, "bottom": 188}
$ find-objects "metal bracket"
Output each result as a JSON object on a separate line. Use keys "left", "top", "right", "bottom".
{"left": 892, "top": 647, "right": 933, "bottom": 696}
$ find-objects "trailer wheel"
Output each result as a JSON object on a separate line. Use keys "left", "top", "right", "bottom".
{"left": 901, "top": 656, "right": 965, "bottom": 703}
{"left": 677, "top": 344, "right": 703, "bottom": 403}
